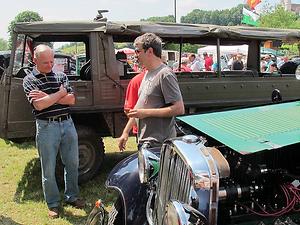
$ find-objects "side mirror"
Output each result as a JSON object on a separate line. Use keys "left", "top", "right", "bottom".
{"left": 295, "top": 65, "right": 300, "bottom": 80}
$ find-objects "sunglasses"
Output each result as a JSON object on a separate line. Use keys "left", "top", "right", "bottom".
{"left": 134, "top": 48, "right": 143, "bottom": 54}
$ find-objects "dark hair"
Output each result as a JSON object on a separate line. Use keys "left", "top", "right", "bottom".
{"left": 134, "top": 33, "right": 162, "bottom": 58}
{"left": 189, "top": 53, "right": 196, "bottom": 58}
{"left": 271, "top": 62, "right": 278, "bottom": 68}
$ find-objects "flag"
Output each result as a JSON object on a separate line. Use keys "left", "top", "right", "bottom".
{"left": 247, "top": 0, "right": 261, "bottom": 10}
{"left": 241, "top": 7, "right": 260, "bottom": 26}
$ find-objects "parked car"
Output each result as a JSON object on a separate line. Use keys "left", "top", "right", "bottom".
{"left": 87, "top": 99, "right": 300, "bottom": 225}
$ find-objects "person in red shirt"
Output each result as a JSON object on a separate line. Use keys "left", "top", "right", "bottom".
{"left": 124, "top": 70, "right": 146, "bottom": 135}
{"left": 203, "top": 52, "right": 213, "bottom": 71}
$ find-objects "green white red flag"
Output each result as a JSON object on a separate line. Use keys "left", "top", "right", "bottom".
{"left": 241, "top": 7, "right": 260, "bottom": 26}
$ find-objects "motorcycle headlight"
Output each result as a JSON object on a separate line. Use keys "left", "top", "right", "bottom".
{"left": 164, "top": 200, "right": 207, "bottom": 225}
{"left": 138, "top": 148, "right": 160, "bottom": 184}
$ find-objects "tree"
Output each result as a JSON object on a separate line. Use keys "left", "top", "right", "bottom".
{"left": 259, "top": 5, "right": 300, "bottom": 55}
{"left": 141, "top": 15, "right": 175, "bottom": 23}
{"left": 181, "top": 4, "right": 244, "bottom": 25}
{"left": 8, "top": 11, "right": 43, "bottom": 48}
{"left": 0, "top": 38, "right": 8, "bottom": 51}
{"left": 59, "top": 42, "right": 86, "bottom": 55}
{"left": 259, "top": 5, "right": 300, "bottom": 29}
{"left": 164, "top": 43, "right": 201, "bottom": 54}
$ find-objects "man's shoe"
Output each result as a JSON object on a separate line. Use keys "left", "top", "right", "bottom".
{"left": 48, "top": 207, "right": 59, "bottom": 219}
{"left": 66, "top": 198, "right": 85, "bottom": 209}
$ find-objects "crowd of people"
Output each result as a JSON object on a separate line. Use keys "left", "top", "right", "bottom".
{"left": 117, "top": 45, "right": 294, "bottom": 77}
{"left": 260, "top": 54, "right": 289, "bottom": 74}
{"left": 172, "top": 52, "right": 246, "bottom": 72}
{"left": 171, "top": 52, "right": 289, "bottom": 75}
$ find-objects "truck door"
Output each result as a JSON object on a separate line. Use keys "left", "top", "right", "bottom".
{"left": 0, "top": 61, "right": 11, "bottom": 138}
{"left": 6, "top": 35, "right": 35, "bottom": 140}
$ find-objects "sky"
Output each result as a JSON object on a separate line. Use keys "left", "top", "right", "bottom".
{"left": 0, "top": 0, "right": 290, "bottom": 40}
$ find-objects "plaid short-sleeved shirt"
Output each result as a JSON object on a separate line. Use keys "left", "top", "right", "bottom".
{"left": 23, "top": 67, "right": 73, "bottom": 119}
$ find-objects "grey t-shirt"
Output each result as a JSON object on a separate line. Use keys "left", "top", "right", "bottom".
{"left": 135, "top": 64, "right": 183, "bottom": 146}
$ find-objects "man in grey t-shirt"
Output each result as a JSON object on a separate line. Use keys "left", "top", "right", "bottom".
{"left": 118, "top": 33, "right": 184, "bottom": 150}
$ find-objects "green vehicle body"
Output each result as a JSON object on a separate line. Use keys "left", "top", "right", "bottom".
{"left": 1, "top": 18, "right": 300, "bottom": 183}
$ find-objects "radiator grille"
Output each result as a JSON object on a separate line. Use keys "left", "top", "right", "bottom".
{"left": 154, "top": 143, "right": 192, "bottom": 225}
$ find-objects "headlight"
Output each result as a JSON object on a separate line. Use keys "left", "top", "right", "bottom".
{"left": 138, "top": 147, "right": 160, "bottom": 184}
{"left": 164, "top": 200, "right": 207, "bottom": 225}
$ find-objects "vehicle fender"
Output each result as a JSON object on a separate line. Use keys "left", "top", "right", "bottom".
{"left": 105, "top": 148, "right": 160, "bottom": 225}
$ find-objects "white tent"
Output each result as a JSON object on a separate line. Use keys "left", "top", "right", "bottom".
{"left": 197, "top": 45, "right": 248, "bottom": 56}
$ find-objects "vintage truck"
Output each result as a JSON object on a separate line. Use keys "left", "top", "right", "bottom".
{"left": 1, "top": 15, "right": 300, "bottom": 183}
{"left": 87, "top": 99, "right": 300, "bottom": 225}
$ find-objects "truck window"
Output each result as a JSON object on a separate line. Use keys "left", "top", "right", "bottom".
{"left": 52, "top": 42, "right": 86, "bottom": 80}
{"left": 13, "top": 39, "right": 87, "bottom": 80}
{"left": 113, "top": 42, "right": 139, "bottom": 78}
{"left": 13, "top": 35, "right": 34, "bottom": 76}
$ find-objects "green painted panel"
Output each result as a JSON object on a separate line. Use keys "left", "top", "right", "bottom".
{"left": 178, "top": 101, "right": 300, "bottom": 153}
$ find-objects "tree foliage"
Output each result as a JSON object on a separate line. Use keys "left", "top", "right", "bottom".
{"left": 181, "top": 4, "right": 244, "bottom": 25}
{"left": 259, "top": 5, "right": 300, "bottom": 29}
{"left": 258, "top": 5, "right": 300, "bottom": 56}
{"left": 141, "top": 5, "right": 244, "bottom": 53}
{"left": 58, "top": 42, "right": 86, "bottom": 55}
{"left": 0, "top": 38, "right": 8, "bottom": 51}
{"left": 8, "top": 11, "right": 43, "bottom": 48}
{"left": 141, "top": 15, "right": 175, "bottom": 23}
{"left": 164, "top": 43, "right": 201, "bottom": 54}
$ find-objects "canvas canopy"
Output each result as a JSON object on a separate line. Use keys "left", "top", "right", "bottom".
{"left": 14, "top": 20, "right": 300, "bottom": 42}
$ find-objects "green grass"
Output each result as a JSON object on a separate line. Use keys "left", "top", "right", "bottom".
{"left": 0, "top": 137, "right": 137, "bottom": 225}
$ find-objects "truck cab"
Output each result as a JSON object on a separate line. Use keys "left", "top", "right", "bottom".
{"left": 1, "top": 19, "right": 300, "bottom": 183}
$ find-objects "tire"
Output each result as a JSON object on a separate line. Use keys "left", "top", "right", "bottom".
{"left": 108, "top": 197, "right": 124, "bottom": 225}
{"left": 77, "top": 126, "right": 105, "bottom": 184}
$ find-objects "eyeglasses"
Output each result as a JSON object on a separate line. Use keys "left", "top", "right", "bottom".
{"left": 135, "top": 48, "right": 143, "bottom": 54}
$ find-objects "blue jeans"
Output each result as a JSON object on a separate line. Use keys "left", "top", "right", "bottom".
{"left": 36, "top": 118, "right": 79, "bottom": 208}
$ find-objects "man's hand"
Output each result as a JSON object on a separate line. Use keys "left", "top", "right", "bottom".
{"left": 59, "top": 84, "right": 67, "bottom": 97}
{"left": 127, "top": 101, "right": 184, "bottom": 119}
{"left": 127, "top": 109, "right": 148, "bottom": 119}
{"left": 29, "top": 90, "right": 48, "bottom": 101}
{"left": 118, "top": 132, "right": 129, "bottom": 152}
